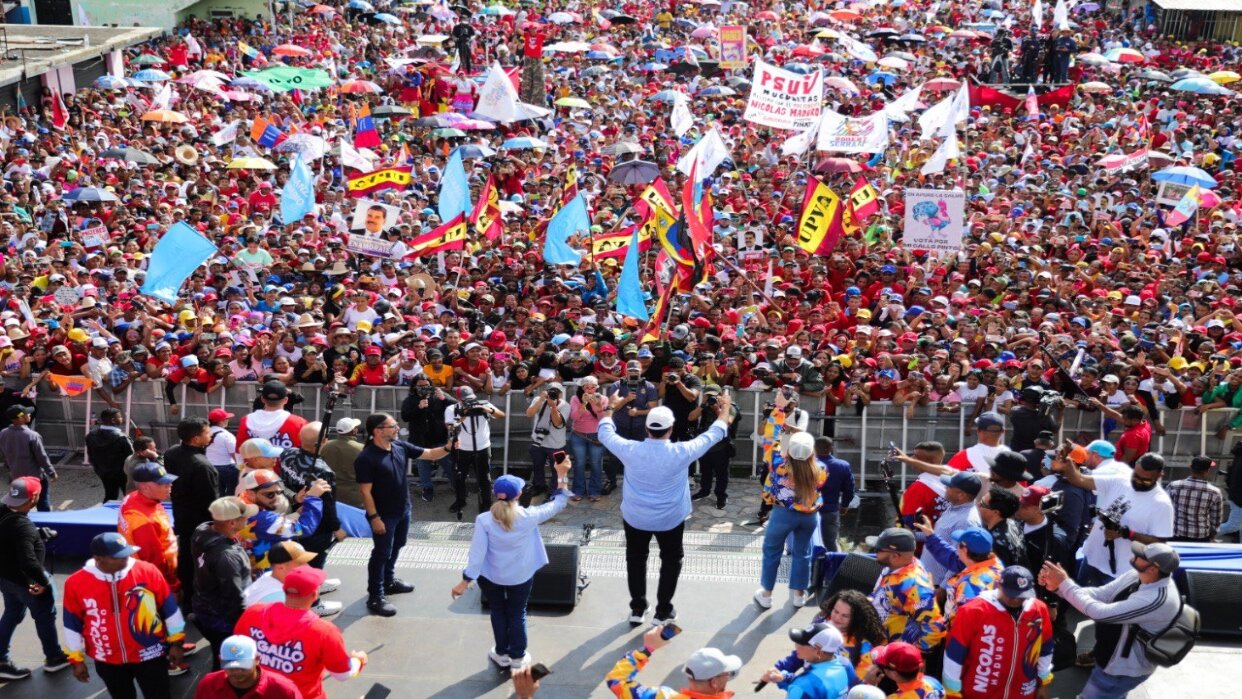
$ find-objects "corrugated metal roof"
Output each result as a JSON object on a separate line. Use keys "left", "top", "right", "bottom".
{"left": 1153, "top": 0, "right": 1242, "bottom": 11}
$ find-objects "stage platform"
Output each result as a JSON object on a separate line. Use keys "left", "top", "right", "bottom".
{"left": 1, "top": 523, "right": 1239, "bottom": 698}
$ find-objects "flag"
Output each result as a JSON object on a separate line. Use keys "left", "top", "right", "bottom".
{"left": 796, "top": 177, "right": 846, "bottom": 254}
{"left": 249, "top": 117, "right": 286, "bottom": 148}
{"left": 438, "top": 149, "right": 472, "bottom": 220}
{"left": 211, "top": 120, "right": 238, "bottom": 146}
{"left": 77, "top": 4, "right": 91, "bottom": 25}
{"left": 140, "top": 222, "right": 219, "bottom": 304}
{"left": 280, "top": 154, "right": 315, "bottom": 225}
{"left": 1033, "top": 0, "right": 1043, "bottom": 30}
{"left": 50, "top": 90, "right": 68, "bottom": 129}
{"left": 1053, "top": 0, "right": 1069, "bottom": 29}
{"left": 49, "top": 373, "right": 93, "bottom": 396}
{"left": 639, "top": 277, "right": 679, "bottom": 343}
{"left": 1026, "top": 86, "right": 1039, "bottom": 120}
{"left": 921, "top": 130, "right": 959, "bottom": 175}
{"left": 849, "top": 177, "right": 880, "bottom": 220}
{"left": 680, "top": 161, "right": 713, "bottom": 281}
{"left": 781, "top": 120, "right": 820, "bottom": 157}
{"left": 676, "top": 127, "right": 731, "bottom": 180}
{"left": 543, "top": 193, "right": 589, "bottom": 265}
{"left": 1165, "top": 185, "right": 1202, "bottom": 227}
{"left": 470, "top": 175, "right": 503, "bottom": 240}
{"left": 340, "top": 141, "right": 374, "bottom": 172}
{"left": 1021, "top": 141, "right": 1035, "bottom": 164}
{"left": 670, "top": 95, "right": 694, "bottom": 137}
{"left": 153, "top": 82, "right": 173, "bottom": 110}
{"left": 615, "top": 224, "right": 649, "bottom": 321}
{"left": 353, "top": 104, "right": 381, "bottom": 149}
{"left": 474, "top": 63, "right": 520, "bottom": 122}
{"left": 403, "top": 213, "right": 467, "bottom": 258}
{"left": 562, "top": 164, "right": 579, "bottom": 205}
{"left": 347, "top": 166, "right": 412, "bottom": 197}
{"left": 592, "top": 226, "right": 653, "bottom": 260}
{"left": 238, "top": 41, "right": 259, "bottom": 59}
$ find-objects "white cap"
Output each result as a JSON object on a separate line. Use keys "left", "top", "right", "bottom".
{"left": 646, "top": 406, "right": 675, "bottom": 430}
{"left": 787, "top": 432, "right": 815, "bottom": 460}
{"left": 785, "top": 346, "right": 803, "bottom": 358}
{"left": 335, "top": 417, "right": 361, "bottom": 434}
{"left": 1124, "top": 295, "right": 1141, "bottom": 306}
{"left": 806, "top": 624, "right": 845, "bottom": 652}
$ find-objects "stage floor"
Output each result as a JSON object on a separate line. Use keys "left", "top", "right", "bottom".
{"left": 2, "top": 523, "right": 1239, "bottom": 698}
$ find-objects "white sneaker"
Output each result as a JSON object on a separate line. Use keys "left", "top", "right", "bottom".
{"left": 318, "top": 578, "right": 341, "bottom": 594}
{"left": 488, "top": 648, "right": 511, "bottom": 667}
{"left": 791, "top": 591, "right": 807, "bottom": 608}
{"left": 313, "top": 600, "right": 343, "bottom": 617}
{"left": 753, "top": 589, "right": 773, "bottom": 609}
{"left": 508, "top": 653, "right": 532, "bottom": 669}
{"left": 628, "top": 609, "right": 647, "bottom": 627}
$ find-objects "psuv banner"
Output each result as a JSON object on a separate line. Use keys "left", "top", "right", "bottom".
{"left": 743, "top": 60, "right": 823, "bottom": 131}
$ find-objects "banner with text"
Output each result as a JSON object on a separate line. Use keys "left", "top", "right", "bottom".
{"left": 718, "top": 26, "right": 748, "bottom": 70}
{"left": 743, "top": 60, "right": 823, "bottom": 131}
{"left": 903, "top": 189, "right": 966, "bottom": 254}
{"left": 816, "top": 111, "right": 890, "bottom": 154}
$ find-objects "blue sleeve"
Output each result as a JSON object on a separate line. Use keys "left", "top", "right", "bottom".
{"left": 597, "top": 418, "right": 629, "bottom": 454}
{"left": 925, "top": 533, "right": 965, "bottom": 574}
{"left": 463, "top": 519, "right": 488, "bottom": 581}
{"left": 528, "top": 489, "right": 571, "bottom": 522}
{"left": 840, "top": 462, "right": 856, "bottom": 509}
{"left": 773, "top": 649, "right": 804, "bottom": 674}
{"left": 398, "top": 441, "right": 426, "bottom": 460}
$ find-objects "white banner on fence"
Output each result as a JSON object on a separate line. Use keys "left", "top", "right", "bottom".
{"left": 816, "top": 111, "right": 889, "bottom": 154}
{"left": 903, "top": 188, "right": 966, "bottom": 254}
{"left": 743, "top": 60, "right": 823, "bottom": 131}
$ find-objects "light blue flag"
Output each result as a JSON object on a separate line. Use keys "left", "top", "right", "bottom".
{"left": 438, "top": 150, "right": 472, "bottom": 221}
{"left": 615, "top": 224, "right": 649, "bottom": 321}
{"left": 280, "top": 154, "right": 315, "bottom": 225}
{"left": 543, "top": 193, "right": 587, "bottom": 265}
{"left": 140, "top": 222, "right": 218, "bottom": 304}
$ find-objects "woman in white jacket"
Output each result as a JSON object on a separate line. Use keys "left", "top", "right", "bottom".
{"left": 451, "top": 455, "right": 574, "bottom": 669}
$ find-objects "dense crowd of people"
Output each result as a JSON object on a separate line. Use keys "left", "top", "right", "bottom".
{"left": 0, "top": 0, "right": 1237, "bottom": 695}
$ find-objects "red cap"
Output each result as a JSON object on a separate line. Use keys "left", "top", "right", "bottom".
{"left": 282, "top": 566, "right": 326, "bottom": 598}
{"left": 873, "top": 642, "right": 923, "bottom": 674}
{"left": 364, "top": 345, "right": 382, "bottom": 356}
{"left": 1020, "top": 484, "right": 1051, "bottom": 508}
{"left": 207, "top": 409, "right": 235, "bottom": 423}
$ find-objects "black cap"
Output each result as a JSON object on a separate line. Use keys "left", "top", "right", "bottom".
{"left": 873, "top": 527, "right": 917, "bottom": 553}
{"left": 991, "top": 451, "right": 1035, "bottom": 482}
{"left": 260, "top": 381, "right": 289, "bottom": 400}
{"left": 5, "top": 405, "right": 31, "bottom": 420}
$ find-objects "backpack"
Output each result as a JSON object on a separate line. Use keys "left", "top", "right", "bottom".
{"left": 1135, "top": 596, "right": 1200, "bottom": 667}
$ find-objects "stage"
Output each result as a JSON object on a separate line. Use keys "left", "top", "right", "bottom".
{"left": 3, "top": 522, "right": 1241, "bottom": 698}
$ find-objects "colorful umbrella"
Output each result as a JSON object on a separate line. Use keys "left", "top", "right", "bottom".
{"left": 878, "top": 55, "right": 909, "bottom": 70}
{"left": 227, "top": 157, "right": 278, "bottom": 170}
{"left": 1152, "top": 165, "right": 1218, "bottom": 189}
{"left": 93, "top": 75, "right": 130, "bottom": 89}
{"left": 547, "top": 11, "right": 578, "bottom": 24}
{"left": 431, "top": 128, "right": 467, "bottom": 138}
{"left": 923, "top": 77, "right": 961, "bottom": 91}
{"left": 62, "top": 187, "right": 120, "bottom": 203}
{"left": 814, "top": 157, "right": 863, "bottom": 174}
{"left": 340, "top": 79, "right": 384, "bottom": 94}
{"left": 554, "top": 97, "right": 592, "bottom": 109}
{"left": 1170, "top": 77, "right": 1233, "bottom": 96}
{"left": 453, "top": 143, "right": 497, "bottom": 159}
{"left": 1209, "top": 71, "right": 1241, "bottom": 85}
{"left": 273, "top": 44, "right": 313, "bottom": 58}
{"left": 131, "top": 54, "right": 166, "bottom": 66}
{"left": 825, "top": 76, "right": 861, "bottom": 94}
{"left": 131, "top": 69, "right": 171, "bottom": 82}
{"left": 99, "top": 147, "right": 159, "bottom": 164}
{"left": 140, "top": 109, "right": 190, "bottom": 124}
{"left": 347, "top": 0, "right": 374, "bottom": 10}
{"left": 829, "top": 9, "right": 863, "bottom": 22}
{"left": 1103, "top": 47, "right": 1144, "bottom": 64}
{"left": 308, "top": 4, "right": 336, "bottom": 14}
{"left": 502, "top": 136, "right": 549, "bottom": 150}
{"left": 1079, "top": 81, "right": 1112, "bottom": 93}
{"left": 373, "top": 12, "right": 402, "bottom": 24}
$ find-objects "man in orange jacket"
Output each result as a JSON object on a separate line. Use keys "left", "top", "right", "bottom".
{"left": 118, "top": 462, "right": 180, "bottom": 594}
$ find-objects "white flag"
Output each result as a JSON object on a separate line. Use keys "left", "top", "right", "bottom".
{"left": 780, "top": 119, "right": 820, "bottom": 157}
{"left": 152, "top": 83, "right": 173, "bottom": 110}
{"left": 473, "top": 63, "right": 519, "bottom": 122}
{"left": 885, "top": 85, "right": 924, "bottom": 117}
{"left": 1053, "top": 0, "right": 1069, "bottom": 30}
{"left": 186, "top": 34, "right": 202, "bottom": 58}
{"left": 340, "top": 141, "right": 374, "bottom": 171}
{"left": 921, "top": 131, "right": 959, "bottom": 175}
{"left": 918, "top": 94, "right": 959, "bottom": 140}
{"left": 211, "top": 121, "right": 239, "bottom": 147}
{"left": 677, "top": 127, "right": 731, "bottom": 180}
{"left": 763, "top": 259, "right": 774, "bottom": 297}
{"left": 838, "top": 35, "right": 878, "bottom": 63}
{"left": 1021, "top": 141, "right": 1035, "bottom": 164}
{"left": 670, "top": 95, "right": 694, "bottom": 137}
{"left": 1033, "top": 0, "right": 1043, "bottom": 30}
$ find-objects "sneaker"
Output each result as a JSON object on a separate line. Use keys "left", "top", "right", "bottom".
{"left": 691, "top": 490, "right": 711, "bottom": 501}
{"left": 791, "top": 591, "right": 807, "bottom": 608}
{"left": 716, "top": 497, "right": 727, "bottom": 510}
{"left": 367, "top": 596, "right": 398, "bottom": 617}
{"left": 753, "top": 589, "right": 773, "bottom": 610}
{"left": 43, "top": 656, "right": 71, "bottom": 673}
{"left": 168, "top": 659, "right": 190, "bottom": 676}
{"left": 0, "top": 662, "right": 31, "bottom": 680}
{"left": 448, "top": 501, "right": 464, "bottom": 515}
{"left": 488, "top": 648, "right": 511, "bottom": 667}
{"left": 385, "top": 578, "right": 415, "bottom": 595}
{"left": 601, "top": 479, "right": 617, "bottom": 496}
{"left": 508, "top": 653, "right": 532, "bottom": 669}
{"left": 318, "top": 578, "right": 341, "bottom": 595}
{"left": 627, "top": 609, "right": 647, "bottom": 628}
{"left": 653, "top": 608, "right": 678, "bottom": 624}
{"left": 421, "top": 489, "right": 434, "bottom": 503}
{"left": 181, "top": 641, "right": 201, "bottom": 656}
{"left": 313, "top": 600, "right": 343, "bottom": 617}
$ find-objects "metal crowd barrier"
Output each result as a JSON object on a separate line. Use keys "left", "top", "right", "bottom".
{"left": 26, "top": 381, "right": 1238, "bottom": 484}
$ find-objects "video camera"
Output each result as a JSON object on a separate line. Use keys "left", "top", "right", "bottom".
{"left": 1040, "top": 490, "right": 1064, "bottom": 515}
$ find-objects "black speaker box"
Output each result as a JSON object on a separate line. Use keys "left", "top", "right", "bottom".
{"left": 481, "top": 543, "right": 582, "bottom": 610}
{"left": 817, "top": 553, "right": 884, "bottom": 606}
{"left": 1185, "top": 569, "right": 1242, "bottom": 636}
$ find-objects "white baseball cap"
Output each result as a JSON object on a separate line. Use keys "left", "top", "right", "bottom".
{"left": 336, "top": 417, "right": 361, "bottom": 433}
{"left": 646, "top": 406, "right": 675, "bottom": 430}
{"left": 787, "top": 432, "right": 816, "bottom": 460}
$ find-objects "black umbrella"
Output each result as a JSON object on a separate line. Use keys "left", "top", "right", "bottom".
{"left": 610, "top": 14, "right": 637, "bottom": 24}
{"left": 608, "top": 160, "right": 661, "bottom": 185}
{"left": 99, "top": 147, "right": 159, "bottom": 165}
{"left": 867, "top": 29, "right": 899, "bottom": 38}
{"left": 667, "top": 62, "right": 700, "bottom": 76}
{"left": 373, "top": 105, "right": 413, "bottom": 118}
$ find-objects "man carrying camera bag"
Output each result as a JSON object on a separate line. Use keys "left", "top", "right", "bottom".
{"left": 0, "top": 477, "right": 71, "bottom": 679}
{"left": 525, "top": 383, "right": 570, "bottom": 497}
{"left": 445, "top": 387, "right": 506, "bottom": 515}
{"left": 604, "top": 360, "right": 658, "bottom": 495}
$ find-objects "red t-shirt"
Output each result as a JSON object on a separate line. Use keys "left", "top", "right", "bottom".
{"left": 1117, "top": 421, "right": 1152, "bottom": 460}
{"left": 195, "top": 666, "right": 301, "bottom": 699}
{"left": 235, "top": 603, "right": 355, "bottom": 699}
{"left": 453, "top": 357, "right": 489, "bottom": 378}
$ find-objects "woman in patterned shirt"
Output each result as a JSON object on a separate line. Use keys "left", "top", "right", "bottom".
{"left": 754, "top": 431, "right": 826, "bottom": 610}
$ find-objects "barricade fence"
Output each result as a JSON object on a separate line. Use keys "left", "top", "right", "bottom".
{"left": 28, "top": 380, "right": 1237, "bottom": 488}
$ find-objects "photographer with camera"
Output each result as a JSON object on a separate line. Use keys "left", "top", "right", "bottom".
{"left": 445, "top": 386, "right": 506, "bottom": 515}
{"left": 604, "top": 360, "right": 659, "bottom": 494}
{"left": 690, "top": 386, "right": 740, "bottom": 510}
{"left": 524, "top": 382, "right": 570, "bottom": 497}
{"left": 1009, "top": 387, "right": 1060, "bottom": 452}
{"left": 0, "top": 477, "right": 70, "bottom": 680}
{"left": 401, "top": 375, "right": 453, "bottom": 503}
{"left": 658, "top": 357, "right": 702, "bottom": 444}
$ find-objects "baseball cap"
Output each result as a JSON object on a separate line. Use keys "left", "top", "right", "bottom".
{"left": 872, "top": 642, "right": 923, "bottom": 674}
{"left": 282, "top": 565, "right": 327, "bottom": 598}
{"left": 872, "top": 527, "right": 917, "bottom": 553}
{"left": 1131, "top": 542, "right": 1180, "bottom": 575}
{"left": 975, "top": 411, "right": 1005, "bottom": 431}
{"left": 336, "top": 417, "right": 361, "bottom": 433}
{"left": 991, "top": 450, "right": 1034, "bottom": 482}
{"left": 1020, "top": 485, "right": 1052, "bottom": 509}
{"left": 209, "top": 496, "right": 258, "bottom": 521}
{"left": 494, "top": 474, "right": 525, "bottom": 501}
{"left": 91, "top": 531, "right": 139, "bottom": 558}
{"left": 683, "top": 647, "right": 743, "bottom": 681}
{"left": 2, "top": 476, "right": 41, "bottom": 507}
{"left": 789, "top": 622, "right": 844, "bottom": 652}
{"left": 267, "top": 540, "right": 317, "bottom": 566}
{"left": 848, "top": 686, "right": 888, "bottom": 699}
{"left": 785, "top": 345, "right": 803, "bottom": 358}
{"left": 1000, "top": 565, "right": 1037, "bottom": 599}
{"left": 1086, "top": 439, "right": 1116, "bottom": 458}
{"left": 364, "top": 345, "right": 382, "bottom": 356}
{"left": 239, "top": 438, "right": 284, "bottom": 459}
{"left": 220, "top": 635, "right": 258, "bottom": 670}
{"left": 940, "top": 471, "right": 983, "bottom": 498}
{"left": 787, "top": 432, "right": 815, "bottom": 460}
{"left": 239, "top": 469, "right": 282, "bottom": 491}
{"left": 647, "top": 406, "right": 675, "bottom": 430}
{"left": 626, "top": 359, "right": 642, "bottom": 371}
{"left": 260, "top": 381, "right": 289, "bottom": 400}
{"left": 207, "top": 408, "right": 235, "bottom": 422}
{"left": 5, "top": 405, "right": 32, "bottom": 421}
{"left": 132, "top": 462, "right": 178, "bottom": 485}
{"left": 952, "top": 527, "right": 994, "bottom": 555}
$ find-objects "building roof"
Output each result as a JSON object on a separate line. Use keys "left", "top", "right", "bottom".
{"left": 0, "top": 24, "right": 161, "bottom": 89}
{"left": 1153, "top": 0, "right": 1242, "bottom": 11}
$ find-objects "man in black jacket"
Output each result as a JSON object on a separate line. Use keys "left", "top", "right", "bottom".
{"left": 278, "top": 421, "right": 345, "bottom": 615}
{"left": 400, "top": 375, "right": 451, "bottom": 502}
{"left": 0, "top": 477, "right": 70, "bottom": 679}
{"left": 192, "top": 496, "right": 254, "bottom": 671}
{"left": 165, "top": 417, "right": 218, "bottom": 611}
{"left": 980, "top": 485, "right": 1026, "bottom": 567}
{"left": 85, "top": 408, "right": 133, "bottom": 503}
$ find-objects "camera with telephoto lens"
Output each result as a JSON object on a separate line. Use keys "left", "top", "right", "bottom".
{"left": 36, "top": 526, "right": 57, "bottom": 542}
{"left": 545, "top": 387, "right": 562, "bottom": 401}
{"left": 704, "top": 392, "right": 718, "bottom": 409}
{"left": 415, "top": 385, "right": 432, "bottom": 399}
{"left": 667, "top": 373, "right": 680, "bottom": 384}
{"left": 461, "top": 399, "right": 490, "bottom": 418}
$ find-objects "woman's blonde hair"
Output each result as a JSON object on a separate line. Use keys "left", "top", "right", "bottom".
{"left": 786, "top": 455, "right": 820, "bottom": 508}
{"left": 491, "top": 499, "right": 517, "bottom": 532}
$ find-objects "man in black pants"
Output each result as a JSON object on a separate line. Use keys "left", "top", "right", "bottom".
{"left": 85, "top": 407, "right": 133, "bottom": 503}
{"left": 445, "top": 387, "right": 505, "bottom": 515}
{"left": 165, "top": 417, "right": 218, "bottom": 613}
{"left": 690, "top": 386, "right": 739, "bottom": 509}
{"left": 603, "top": 360, "right": 658, "bottom": 494}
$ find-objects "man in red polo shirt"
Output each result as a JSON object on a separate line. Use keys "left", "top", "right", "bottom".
{"left": 195, "top": 635, "right": 299, "bottom": 699}
{"left": 453, "top": 342, "right": 492, "bottom": 393}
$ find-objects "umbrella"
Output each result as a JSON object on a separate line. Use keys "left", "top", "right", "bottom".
{"left": 783, "top": 63, "right": 817, "bottom": 75}
{"left": 1138, "top": 69, "right": 1173, "bottom": 82}
{"left": 373, "top": 12, "right": 402, "bottom": 24}
{"left": 1076, "top": 52, "right": 1109, "bottom": 66}
{"left": 586, "top": 51, "right": 616, "bottom": 60}
{"left": 667, "top": 62, "right": 701, "bottom": 76}
{"left": 608, "top": 160, "right": 661, "bottom": 185}
{"left": 141, "top": 109, "right": 190, "bottom": 123}
{"left": 691, "top": 25, "right": 717, "bottom": 39}
{"left": 413, "top": 115, "right": 454, "bottom": 127}
{"left": 650, "top": 89, "right": 685, "bottom": 102}
{"left": 372, "top": 105, "right": 412, "bottom": 118}
{"left": 726, "top": 77, "right": 751, "bottom": 88}
{"left": 456, "top": 118, "right": 496, "bottom": 130}
{"left": 227, "top": 157, "right": 278, "bottom": 170}
{"left": 1074, "top": 2, "right": 1101, "bottom": 10}
{"left": 582, "top": 66, "right": 611, "bottom": 76}
{"left": 814, "top": 157, "right": 863, "bottom": 174}
{"left": 867, "top": 29, "right": 900, "bottom": 38}
{"left": 756, "top": 10, "right": 779, "bottom": 20}
{"left": 825, "top": 76, "right": 860, "bottom": 94}
{"left": 431, "top": 128, "right": 467, "bottom": 138}
{"left": 697, "top": 86, "right": 736, "bottom": 97}
{"left": 99, "top": 147, "right": 159, "bottom": 164}
{"left": 347, "top": 0, "right": 374, "bottom": 10}
{"left": 273, "top": 44, "right": 313, "bottom": 58}
{"left": 1080, "top": 81, "right": 1112, "bottom": 93}
{"left": 340, "top": 79, "right": 384, "bottom": 94}
{"left": 949, "top": 29, "right": 981, "bottom": 39}
{"left": 230, "top": 77, "right": 273, "bottom": 91}
{"left": 502, "top": 136, "right": 549, "bottom": 149}
{"left": 1170, "top": 77, "right": 1233, "bottom": 96}
{"left": 607, "top": 142, "right": 645, "bottom": 156}
{"left": 131, "top": 54, "right": 166, "bottom": 66}
{"left": 898, "top": 33, "right": 926, "bottom": 43}
{"left": 888, "top": 51, "right": 917, "bottom": 61}
{"left": 308, "top": 4, "right": 336, "bottom": 14}
{"left": 93, "top": 75, "right": 130, "bottom": 89}
{"left": 1171, "top": 68, "right": 1205, "bottom": 80}
{"left": 544, "top": 41, "right": 591, "bottom": 53}
{"left": 1152, "top": 165, "right": 1218, "bottom": 189}
{"left": 867, "top": 71, "right": 899, "bottom": 86}
{"left": 554, "top": 97, "right": 592, "bottom": 109}
{"left": 274, "top": 134, "right": 329, "bottom": 160}
{"left": 878, "top": 56, "right": 909, "bottom": 70}
{"left": 548, "top": 11, "right": 578, "bottom": 24}
{"left": 792, "top": 44, "right": 827, "bottom": 58}
{"left": 1209, "top": 71, "right": 1241, "bottom": 85}
{"left": 816, "top": 28, "right": 842, "bottom": 39}
{"left": 131, "top": 69, "right": 171, "bottom": 82}
{"left": 638, "top": 62, "right": 669, "bottom": 72}
{"left": 453, "top": 143, "right": 497, "bottom": 159}
{"left": 1104, "top": 47, "right": 1144, "bottom": 64}
{"left": 609, "top": 14, "right": 637, "bottom": 24}
{"left": 923, "top": 77, "right": 961, "bottom": 91}
{"left": 62, "top": 187, "right": 119, "bottom": 203}
{"left": 829, "top": 9, "right": 862, "bottom": 21}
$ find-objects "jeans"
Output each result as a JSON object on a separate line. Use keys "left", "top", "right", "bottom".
{"left": 214, "top": 464, "right": 239, "bottom": 497}
{"left": 1076, "top": 560, "right": 1116, "bottom": 588}
{"left": 695, "top": 449, "right": 730, "bottom": 501}
{"left": 0, "top": 577, "right": 63, "bottom": 663}
{"left": 761, "top": 506, "right": 818, "bottom": 592}
{"left": 97, "top": 470, "right": 127, "bottom": 502}
{"left": 819, "top": 510, "right": 842, "bottom": 553}
{"left": 1080, "top": 666, "right": 1150, "bottom": 699}
{"left": 527, "top": 444, "right": 558, "bottom": 489}
{"left": 477, "top": 576, "right": 534, "bottom": 660}
{"left": 415, "top": 455, "right": 452, "bottom": 491}
{"left": 1218, "top": 500, "right": 1242, "bottom": 536}
{"left": 452, "top": 448, "right": 492, "bottom": 508}
{"left": 569, "top": 432, "right": 604, "bottom": 497}
{"left": 367, "top": 509, "right": 410, "bottom": 599}
{"left": 35, "top": 475, "right": 49, "bottom": 512}
{"left": 623, "top": 520, "right": 684, "bottom": 618}
{"left": 94, "top": 656, "right": 170, "bottom": 699}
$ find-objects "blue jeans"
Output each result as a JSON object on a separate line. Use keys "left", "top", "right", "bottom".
{"left": 0, "top": 576, "right": 63, "bottom": 663}
{"left": 1219, "top": 500, "right": 1242, "bottom": 536}
{"left": 528, "top": 444, "right": 557, "bottom": 489}
{"left": 819, "top": 510, "right": 842, "bottom": 553}
{"left": 569, "top": 432, "right": 604, "bottom": 497}
{"left": 367, "top": 509, "right": 410, "bottom": 599}
{"left": 1081, "top": 666, "right": 1150, "bottom": 699}
{"left": 477, "top": 576, "right": 534, "bottom": 660}
{"left": 214, "top": 464, "right": 239, "bottom": 497}
{"left": 761, "top": 506, "right": 818, "bottom": 592}
{"left": 35, "top": 475, "right": 49, "bottom": 512}
{"left": 415, "top": 455, "right": 451, "bottom": 491}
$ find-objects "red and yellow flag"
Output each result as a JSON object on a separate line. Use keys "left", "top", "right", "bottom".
{"left": 470, "top": 175, "right": 503, "bottom": 241}
{"left": 404, "top": 213, "right": 467, "bottom": 258}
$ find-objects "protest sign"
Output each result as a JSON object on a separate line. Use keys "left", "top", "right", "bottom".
{"left": 350, "top": 199, "right": 401, "bottom": 235}
{"left": 346, "top": 235, "right": 400, "bottom": 259}
{"left": 903, "top": 189, "right": 966, "bottom": 254}
{"left": 743, "top": 60, "right": 823, "bottom": 131}
{"left": 718, "top": 26, "right": 748, "bottom": 69}
{"left": 816, "top": 111, "right": 889, "bottom": 154}
{"left": 81, "top": 224, "right": 110, "bottom": 248}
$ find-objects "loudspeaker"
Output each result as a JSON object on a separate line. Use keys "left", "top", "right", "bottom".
{"left": 481, "top": 543, "right": 583, "bottom": 610}
{"left": 1185, "top": 569, "right": 1242, "bottom": 636}
{"left": 817, "top": 553, "right": 884, "bottom": 606}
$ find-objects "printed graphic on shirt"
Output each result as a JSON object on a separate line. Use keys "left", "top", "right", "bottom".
{"left": 126, "top": 585, "right": 169, "bottom": 660}
{"left": 246, "top": 625, "right": 307, "bottom": 675}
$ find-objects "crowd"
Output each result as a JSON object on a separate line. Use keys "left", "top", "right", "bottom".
{"left": 0, "top": 0, "right": 1236, "bottom": 694}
